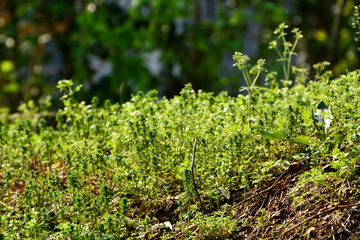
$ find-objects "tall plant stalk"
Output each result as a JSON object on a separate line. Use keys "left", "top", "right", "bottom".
{"left": 269, "top": 23, "right": 303, "bottom": 83}
{"left": 233, "top": 52, "right": 266, "bottom": 129}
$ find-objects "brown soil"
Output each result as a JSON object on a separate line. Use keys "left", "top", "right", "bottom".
{"left": 142, "top": 170, "right": 360, "bottom": 239}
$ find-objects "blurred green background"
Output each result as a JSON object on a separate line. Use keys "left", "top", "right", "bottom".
{"left": 0, "top": 0, "right": 359, "bottom": 111}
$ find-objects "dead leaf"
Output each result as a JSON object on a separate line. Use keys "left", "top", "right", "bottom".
{"left": 218, "top": 186, "right": 231, "bottom": 200}
{"left": 164, "top": 221, "right": 173, "bottom": 231}
{"left": 288, "top": 162, "right": 301, "bottom": 171}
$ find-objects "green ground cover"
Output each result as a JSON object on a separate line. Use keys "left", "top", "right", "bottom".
{"left": 1, "top": 18, "right": 360, "bottom": 238}
{"left": 1, "top": 72, "right": 360, "bottom": 239}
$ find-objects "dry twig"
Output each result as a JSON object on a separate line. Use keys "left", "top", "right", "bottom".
{"left": 229, "top": 170, "right": 287, "bottom": 211}
{"left": 282, "top": 202, "right": 360, "bottom": 236}
{"left": 192, "top": 137, "right": 204, "bottom": 212}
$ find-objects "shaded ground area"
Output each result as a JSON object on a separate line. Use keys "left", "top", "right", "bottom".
{"left": 231, "top": 171, "right": 360, "bottom": 240}
{"left": 135, "top": 169, "right": 360, "bottom": 239}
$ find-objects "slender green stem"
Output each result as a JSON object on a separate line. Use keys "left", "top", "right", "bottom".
{"left": 291, "top": 37, "right": 299, "bottom": 53}
{"left": 245, "top": 68, "right": 252, "bottom": 87}
{"left": 286, "top": 55, "right": 291, "bottom": 81}
{"left": 287, "top": 37, "right": 300, "bottom": 81}
{"left": 241, "top": 67, "right": 250, "bottom": 87}
{"left": 251, "top": 70, "right": 261, "bottom": 88}
{"left": 233, "top": 52, "right": 265, "bottom": 130}
{"left": 306, "top": 190, "right": 332, "bottom": 206}
{"left": 274, "top": 47, "right": 283, "bottom": 60}
{"left": 281, "top": 35, "right": 290, "bottom": 80}
{"left": 248, "top": 88, "right": 251, "bottom": 129}
{"left": 274, "top": 48, "right": 288, "bottom": 80}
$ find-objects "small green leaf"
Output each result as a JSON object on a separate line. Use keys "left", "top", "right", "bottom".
{"left": 224, "top": 124, "right": 241, "bottom": 133}
{"left": 320, "top": 134, "right": 328, "bottom": 140}
{"left": 250, "top": 86, "right": 260, "bottom": 91}
{"left": 218, "top": 186, "right": 231, "bottom": 200}
{"left": 74, "top": 84, "right": 83, "bottom": 93}
{"left": 353, "top": 112, "right": 360, "bottom": 118}
{"left": 259, "top": 130, "right": 287, "bottom": 140}
{"left": 334, "top": 134, "right": 345, "bottom": 144}
{"left": 292, "top": 135, "right": 310, "bottom": 145}
{"left": 243, "top": 124, "right": 250, "bottom": 134}
{"left": 239, "top": 86, "right": 248, "bottom": 92}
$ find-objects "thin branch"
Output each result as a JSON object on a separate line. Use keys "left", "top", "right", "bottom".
{"left": 192, "top": 137, "right": 204, "bottom": 212}
{"left": 229, "top": 171, "right": 287, "bottom": 210}
{"left": 282, "top": 202, "right": 360, "bottom": 236}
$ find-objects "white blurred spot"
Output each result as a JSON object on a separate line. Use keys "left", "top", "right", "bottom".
{"left": 34, "top": 65, "right": 43, "bottom": 74}
{"left": 30, "top": 86, "right": 39, "bottom": 96}
{"left": 296, "top": 50, "right": 308, "bottom": 66}
{"left": 143, "top": 49, "right": 163, "bottom": 77}
{"left": 87, "top": 3, "right": 97, "bottom": 13}
{"left": 5, "top": 38, "right": 15, "bottom": 48}
{"left": 38, "top": 34, "right": 51, "bottom": 45}
{"left": 173, "top": 18, "right": 184, "bottom": 36}
{"left": 172, "top": 62, "right": 181, "bottom": 78}
{"left": 227, "top": 0, "right": 236, "bottom": 8}
{"left": 88, "top": 55, "right": 113, "bottom": 84}
{"left": 106, "top": 0, "right": 136, "bottom": 10}
{"left": 20, "top": 40, "right": 32, "bottom": 52}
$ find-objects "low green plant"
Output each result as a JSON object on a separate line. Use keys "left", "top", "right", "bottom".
{"left": 291, "top": 66, "right": 308, "bottom": 85}
{"left": 232, "top": 52, "right": 266, "bottom": 128}
{"left": 191, "top": 211, "right": 237, "bottom": 239}
{"left": 269, "top": 23, "right": 303, "bottom": 85}
{"left": 2, "top": 15, "right": 360, "bottom": 239}
{"left": 1, "top": 68, "right": 360, "bottom": 239}
{"left": 255, "top": 208, "right": 273, "bottom": 239}
{"left": 313, "top": 61, "right": 332, "bottom": 82}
